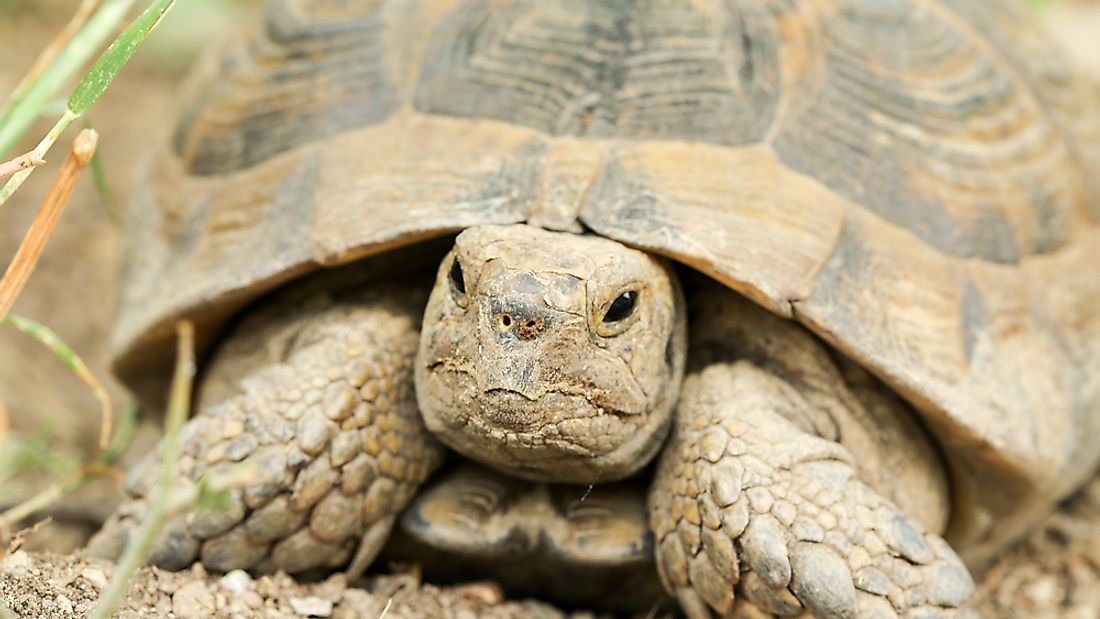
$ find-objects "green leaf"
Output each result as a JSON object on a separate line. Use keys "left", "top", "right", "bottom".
{"left": 0, "top": 0, "right": 135, "bottom": 158}
{"left": 68, "top": 0, "right": 176, "bottom": 116}
{"left": 4, "top": 314, "right": 83, "bottom": 373}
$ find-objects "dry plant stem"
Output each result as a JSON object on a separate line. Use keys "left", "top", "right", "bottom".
{"left": 90, "top": 321, "right": 195, "bottom": 619}
{"left": 7, "top": 516, "right": 54, "bottom": 554}
{"left": 0, "top": 151, "right": 45, "bottom": 180}
{"left": 4, "top": 313, "right": 113, "bottom": 447}
{"left": 1, "top": 0, "right": 102, "bottom": 116}
{"left": 0, "top": 109, "right": 79, "bottom": 208}
{"left": 0, "top": 485, "right": 63, "bottom": 531}
{"left": 0, "top": 127, "right": 96, "bottom": 319}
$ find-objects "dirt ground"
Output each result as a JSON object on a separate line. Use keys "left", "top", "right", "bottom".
{"left": 2, "top": 1, "right": 1100, "bottom": 617}
{"left": 0, "top": 551, "right": 593, "bottom": 619}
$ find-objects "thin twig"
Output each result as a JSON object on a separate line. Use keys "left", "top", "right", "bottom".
{"left": 0, "top": 151, "right": 45, "bottom": 180}
{"left": 6, "top": 516, "right": 53, "bottom": 554}
{"left": 0, "top": 128, "right": 97, "bottom": 318}
{"left": 0, "top": 484, "right": 63, "bottom": 531}
{"left": 4, "top": 314, "right": 113, "bottom": 448}
{"left": 89, "top": 322, "right": 195, "bottom": 619}
{"left": 0, "top": 109, "right": 79, "bottom": 208}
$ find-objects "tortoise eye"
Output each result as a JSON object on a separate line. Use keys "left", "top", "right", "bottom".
{"left": 602, "top": 290, "right": 637, "bottom": 323}
{"left": 449, "top": 259, "right": 467, "bottom": 305}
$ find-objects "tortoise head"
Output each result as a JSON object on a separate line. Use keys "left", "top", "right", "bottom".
{"left": 415, "top": 224, "right": 687, "bottom": 483}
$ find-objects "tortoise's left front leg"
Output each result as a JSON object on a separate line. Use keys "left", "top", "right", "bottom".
{"left": 89, "top": 281, "right": 445, "bottom": 578}
{"left": 650, "top": 289, "right": 974, "bottom": 618}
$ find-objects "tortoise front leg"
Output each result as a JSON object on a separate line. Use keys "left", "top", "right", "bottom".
{"left": 650, "top": 363, "right": 973, "bottom": 618}
{"left": 89, "top": 282, "right": 444, "bottom": 578}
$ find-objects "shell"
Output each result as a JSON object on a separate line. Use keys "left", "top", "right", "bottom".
{"left": 114, "top": 0, "right": 1100, "bottom": 553}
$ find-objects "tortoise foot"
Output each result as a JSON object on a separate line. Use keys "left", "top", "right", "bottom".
{"left": 90, "top": 285, "right": 444, "bottom": 576}
{"left": 651, "top": 363, "right": 974, "bottom": 619}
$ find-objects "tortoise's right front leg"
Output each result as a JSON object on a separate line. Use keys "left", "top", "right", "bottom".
{"left": 649, "top": 288, "right": 974, "bottom": 618}
{"left": 89, "top": 282, "right": 444, "bottom": 577}
{"left": 650, "top": 364, "right": 974, "bottom": 619}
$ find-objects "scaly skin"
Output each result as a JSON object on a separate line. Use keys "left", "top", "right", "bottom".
{"left": 651, "top": 363, "right": 973, "bottom": 618}
{"left": 90, "top": 281, "right": 444, "bottom": 576}
{"left": 97, "top": 225, "right": 975, "bottom": 616}
{"left": 651, "top": 287, "right": 971, "bottom": 618}
{"left": 417, "top": 225, "right": 974, "bottom": 617}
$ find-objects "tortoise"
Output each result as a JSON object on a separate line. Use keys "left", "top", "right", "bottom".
{"left": 89, "top": 0, "right": 1100, "bottom": 616}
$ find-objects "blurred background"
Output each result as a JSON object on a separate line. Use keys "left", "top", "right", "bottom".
{"left": 0, "top": 0, "right": 1098, "bottom": 557}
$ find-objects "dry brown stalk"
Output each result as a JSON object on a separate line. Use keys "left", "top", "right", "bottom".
{"left": 0, "top": 128, "right": 98, "bottom": 319}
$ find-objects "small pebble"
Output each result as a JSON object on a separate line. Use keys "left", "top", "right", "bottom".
{"left": 80, "top": 566, "right": 109, "bottom": 590}
{"left": 1, "top": 551, "right": 33, "bottom": 578}
{"left": 314, "top": 573, "right": 348, "bottom": 602}
{"left": 454, "top": 581, "right": 504, "bottom": 604}
{"left": 290, "top": 595, "right": 334, "bottom": 617}
{"left": 56, "top": 595, "right": 74, "bottom": 615}
{"left": 158, "top": 574, "right": 179, "bottom": 594}
{"left": 224, "top": 419, "right": 245, "bottom": 439}
{"left": 241, "top": 590, "right": 265, "bottom": 609}
{"left": 173, "top": 580, "right": 215, "bottom": 617}
{"left": 155, "top": 595, "right": 172, "bottom": 615}
{"left": 221, "top": 569, "right": 254, "bottom": 593}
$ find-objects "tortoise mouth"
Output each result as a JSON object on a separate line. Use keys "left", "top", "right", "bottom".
{"left": 418, "top": 366, "right": 663, "bottom": 483}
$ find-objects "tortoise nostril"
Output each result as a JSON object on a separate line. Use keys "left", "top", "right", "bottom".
{"left": 517, "top": 317, "right": 545, "bottom": 340}
{"left": 495, "top": 305, "right": 548, "bottom": 340}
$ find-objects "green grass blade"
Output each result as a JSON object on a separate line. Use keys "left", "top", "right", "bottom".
{"left": 0, "top": 0, "right": 135, "bottom": 158}
{"left": 3, "top": 313, "right": 113, "bottom": 448}
{"left": 1, "top": 0, "right": 176, "bottom": 206}
{"left": 68, "top": 0, "right": 176, "bottom": 116}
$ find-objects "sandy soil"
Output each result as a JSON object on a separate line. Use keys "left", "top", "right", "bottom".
{"left": 0, "top": 552, "right": 592, "bottom": 619}
{"left": 2, "top": 2, "right": 1100, "bottom": 618}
